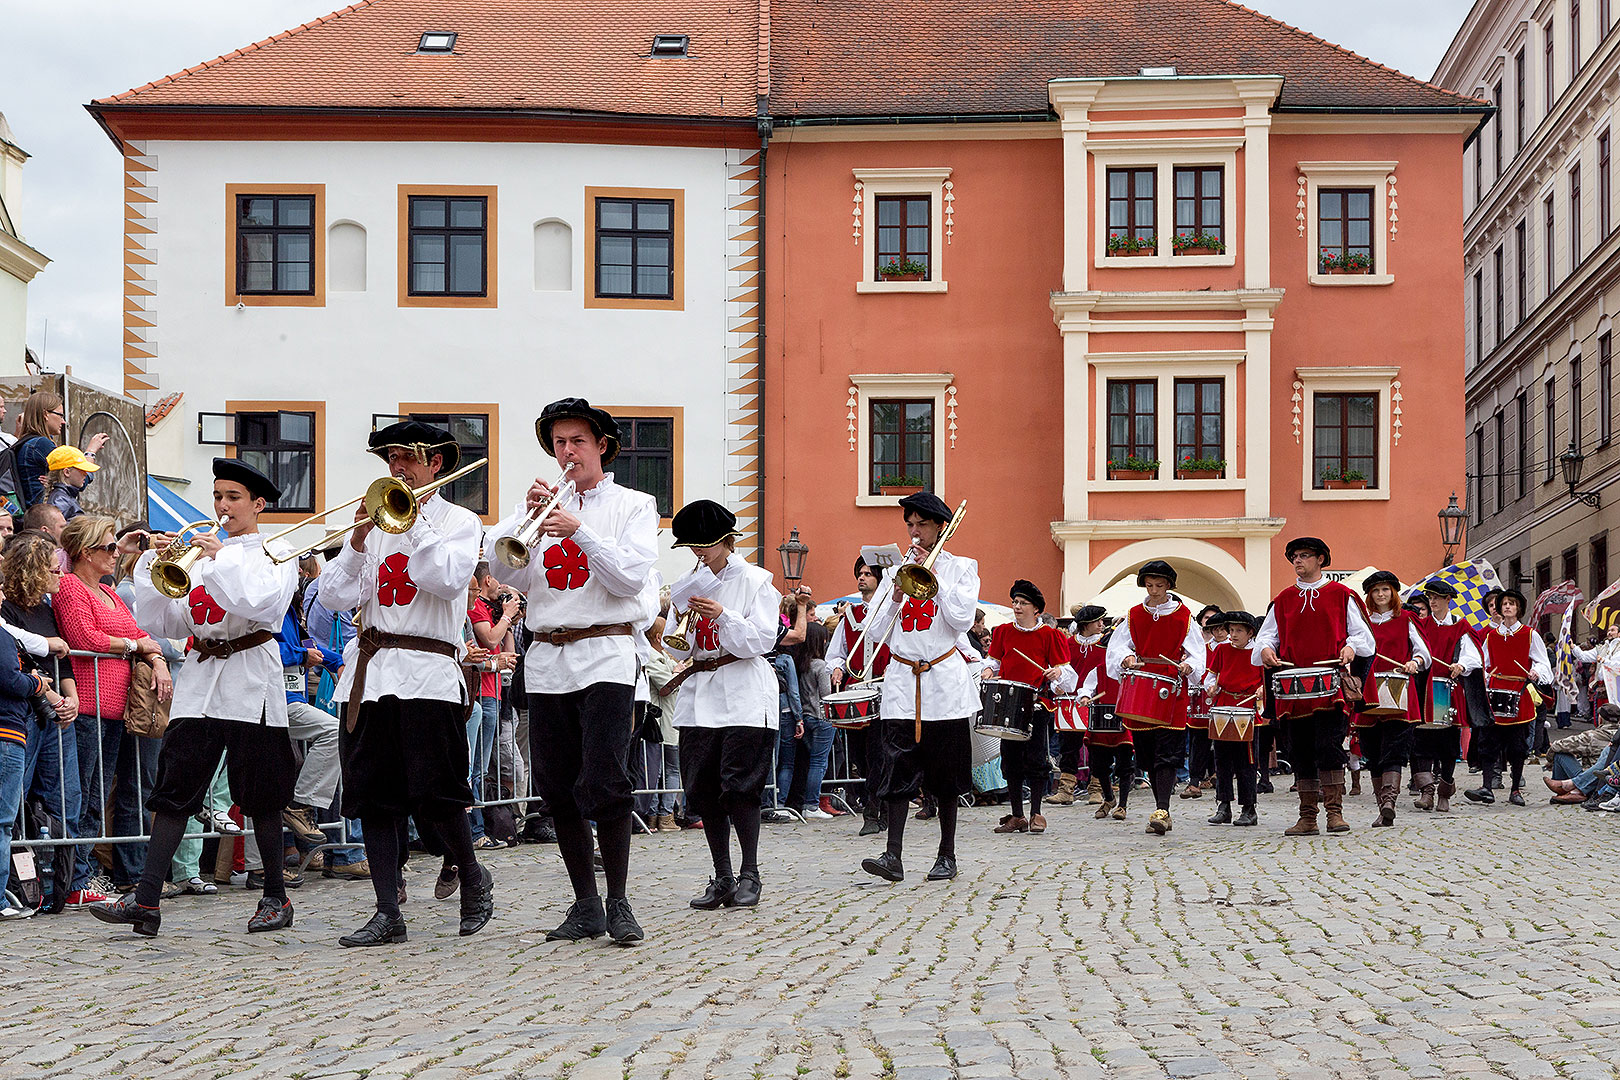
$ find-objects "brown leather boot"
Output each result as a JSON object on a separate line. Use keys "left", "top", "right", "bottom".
{"left": 1284, "top": 784, "right": 1320, "bottom": 835}
{"left": 1086, "top": 777, "right": 1104, "bottom": 804}
{"left": 1412, "top": 771, "right": 1435, "bottom": 811}
{"left": 1436, "top": 779, "right": 1454, "bottom": 813}
{"left": 1322, "top": 770, "right": 1351, "bottom": 833}
{"left": 1348, "top": 769, "right": 1362, "bottom": 796}
{"left": 1374, "top": 770, "right": 1400, "bottom": 826}
{"left": 1047, "top": 773, "right": 1077, "bottom": 806}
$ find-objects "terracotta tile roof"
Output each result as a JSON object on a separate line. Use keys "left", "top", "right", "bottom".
{"left": 94, "top": 0, "right": 760, "bottom": 120}
{"left": 145, "top": 392, "right": 183, "bottom": 427}
{"left": 769, "top": 0, "right": 1486, "bottom": 117}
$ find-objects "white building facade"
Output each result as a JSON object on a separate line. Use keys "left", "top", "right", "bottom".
{"left": 0, "top": 114, "right": 49, "bottom": 376}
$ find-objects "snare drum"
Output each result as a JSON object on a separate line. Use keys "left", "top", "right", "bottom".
{"left": 1487, "top": 684, "right": 1524, "bottom": 723}
{"left": 822, "top": 686, "right": 881, "bottom": 730}
{"left": 1271, "top": 665, "right": 1342, "bottom": 719}
{"left": 1116, "top": 669, "right": 1186, "bottom": 727}
{"left": 1187, "top": 687, "right": 1212, "bottom": 727}
{"left": 1051, "top": 696, "right": 1088, "bottom": 733}
{"left": 1418, "top": 676, "right": 1458, "bottom": 730}
{"left": 1209, "top": 706, "right": 1256, "bottom": 742}
{"left": 1087, "top": 703, "right": 1123, "bottom": 733}
{"left": 976, "top": 679, "right": 1036, "bottom": 741}
{"left": 1363, "top": 670, "right": 1411, "bottom": 717}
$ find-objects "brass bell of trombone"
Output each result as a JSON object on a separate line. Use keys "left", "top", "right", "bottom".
{"left": 663, "top": 608, "right": 694, "bottom": 651}
{"left": 150, "top": 519, "right": 225, "bottom": 600}
{"left": 892, "top": 499, "right": 968, "bottom": 601}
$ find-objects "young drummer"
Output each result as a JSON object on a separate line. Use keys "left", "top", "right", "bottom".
{"left": 662, "top": 501, "right": 780, "bottom": 910}
{"left": 1411, "top": 580, "right": 1482, "bottom": 812}
{"left": 1353, "top": 571, "right": 1431, "bottom": 827}
{"left": 860, "top": 492, "right": 979, "bottom": 884}
{"left": 323, "top": 421, "right": 492, "bottom": 947}
{"left": 92, "top": 459, "right": 299, "bottom": 937}
{"left": 1203, "top": 611, "right": 1263, "bottom": 826}
{"left": 1074, "top": 606, "right": 1133, "bottom": 820}
{"left": 487, "top": 399, "right": 658, "bottom": 944}
{"left": 1105, "top": 560, "right": 1206, "bottom": 835}
{"left": 1255, "top": 537, "right": 1375, "bottom": 836}
{"left": 1182, "top": 606, "right": 1226, "bottom": 799}
{"left": 1466, "top": 588, "right": 1551, "bottom": 806}
{"left": 825, "top": 556, "right": 891, "bottom": 837}
{"left": 982, "top": 580, "right": 1076, "bottom": 835}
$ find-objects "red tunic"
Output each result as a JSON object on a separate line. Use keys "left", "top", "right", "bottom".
{"left": 1122, "top": 603, "right": 1192, "bottom": 731}
{"left": 1415, "top": 614, "right": 1474, "bottom": 727}
{"left": 1210, "top": 644, "right": 1263, "bottom": 705}
{"left": 841, "top": 602, "right": 890, "bottom": 679}
{"left": 1484, "top": 624, "right": 1536, "bottom": 725}
{"left": 1071, "top": 636, "right": 1130, "bottom": 747}
{"left": 988, "top": 623, "right": 1073, "bottom": 687}
{"left": 1269, "top": 580, "right": 1364, "bottom": 666}
{"left": 1354, "top": 612, "right": 1421, "bottom": 726}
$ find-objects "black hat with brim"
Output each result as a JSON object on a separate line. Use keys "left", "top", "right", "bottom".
{"left": 1421, "top": 579, "right": 1459, "bottom": 598}
{"left": 1361, "top": 570, "right": 1401, "bottom": 595}
{"left": 671, "top": 499, "right": 740, "bottom": 549}
{"left": 213, "top": 457, "right": 281, "bottom": 504}
{"left": 369, "top": 420, "right": 460, "bottom": 472}
{"left": 1136, "top": 559, "right": 1178, "bottom": 588}
{"left": 1284, "top": 536, "right": 1331, "bottom": 567}
{"left": 1220, "top": 610, "right": 1260, "bottom": 634}
{"left": 537, "top": 398, "right": 621, "bottom": 465}
{"left": 897, "top": 491, "right": 951, "bottom": 525}
{"left": 1500, "top": 587, "right": 1528, "bottom": 613}
{"left": 1009, "top": 579, "right": 1045, "bottom": 612}
{"left": 1071, "top": 603, "right": 1108, "bottom": 628}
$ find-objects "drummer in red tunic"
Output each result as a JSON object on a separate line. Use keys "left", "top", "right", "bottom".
{"left": 1183, "top": 605, "right": 1226, "bottom": 800}
{"left": 1104, "top": 560, "right": 1206, "bottom": 835}
{"left": 1254, "top": 537, "right": 1375, "bottom": 837}
{"left": 982, "top": 580, "right": 1076, "bottom": 835}
{"left": 1411, "top": 580, "right": 1483, "bottom": 812}
{"left": 1352, "top": 571, "right": 1431, "bottom": 828}
{"left": 1466, "top": 588, "right": 1552, "bottom": 807}
{"left": 1202, "top": 611, "right": 1263, "bottom": 827}
{"left": 1073, "top": 606, "right": 1133, "bottom": 821}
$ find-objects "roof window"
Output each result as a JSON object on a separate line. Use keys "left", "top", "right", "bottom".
{"left": 650, "top": 34, "right": 690, "bottom": 57}
{"left": 418, "top": 31, "right": 457, "bottom": 53}
{"left": 1138, "top": 65, "right": 1178, "bottom": 77}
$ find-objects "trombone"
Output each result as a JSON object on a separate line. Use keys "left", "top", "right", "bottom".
{"left": 662, "top": 608, "right": 694, "bottom": 650}
{"left": 149, "top": 518, "right": 227, "bottom": 599}
{"left": 262, "top": 457, "right": 489, "bottom": 564}
{"left": 493, "top": 463, "right": 576, "bottom": 570}
{"left": 843, "top": 499, "right": 968, "bottom": 681}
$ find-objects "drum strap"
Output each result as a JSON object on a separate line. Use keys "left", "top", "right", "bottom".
{"left": 893, "top": 648, "right": 959, "bottom": 742}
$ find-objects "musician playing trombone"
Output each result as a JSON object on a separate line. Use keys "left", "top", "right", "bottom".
{"left": 859, "top": 492, "right": 979, "bottom": 886}
{"left": 486, "top": 399, "right": 657, "bottom": 946}
{"left": 91, "top": 458, "right": 298, "bottom": 938}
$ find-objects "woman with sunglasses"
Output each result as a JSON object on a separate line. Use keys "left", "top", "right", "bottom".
{"left": 13, "top": 392, "right": 109, "bottom": 509}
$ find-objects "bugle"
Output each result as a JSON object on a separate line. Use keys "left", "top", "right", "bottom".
{"left": 663, "top": 608, "right": 694, "bottom": 651}
{"left": 262, "top": 457, "right": 489, "bottom": 564}
{"left": 149, "top": 518, "right": 227, "bottom": 599}
{"left": 893, "top": 499, "right": 968, "bottom": 600}
{"left": 493, "top": 463, "right": 576, "bottom": 570}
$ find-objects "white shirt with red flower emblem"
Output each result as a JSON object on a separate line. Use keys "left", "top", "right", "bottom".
{"left": 131, "top": 532, "right": 298, "bottom": 727}
{"left": 322, "top": 492, "right": 482, "bottom": 706}
{"left": 665, "top": 553, "right": 780, "bottom": 730}
{"left": 487, "top": 473, "right": 659, "bottom": 695}
{"left": 864, "top": 548, "right": 981, "bottom": 722}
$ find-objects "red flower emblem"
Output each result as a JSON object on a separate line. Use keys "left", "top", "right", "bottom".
{"left": 187, "top": 586, "right": 226, "bottom": 626}
{"left": 377, "top": 552, "right": 418, "bottom": 607}
{"left": 542, "top": 538, "right": 591, "bottom": 591}
{"left": 694, "top": 615, "right": 720, "bottom": 652}
{"left": 900, "top": 597, "right": 937, "bottom": 632}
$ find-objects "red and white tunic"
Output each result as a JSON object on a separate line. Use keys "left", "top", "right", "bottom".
{"left": 985, "top": 622, "right": 1077, "bottom": 697}
{"left": 1074, "top": 632, "right": 1131, "bottom": 747}
{"left": 1481, "top": 621, "right": 1553, "bottom": 726}
{"left": 1353, "top": 609, "right": 1432, "bottom": 726}
{"left": 824, "top": 598, "right": 891, "bottom": 681}
{"left": 1105, "top": 598, "right": 1206, "bottom": 732}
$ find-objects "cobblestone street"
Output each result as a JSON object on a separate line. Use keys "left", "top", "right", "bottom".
{"left": 4, "top": 776, "right": 1617, "bottom": 1080}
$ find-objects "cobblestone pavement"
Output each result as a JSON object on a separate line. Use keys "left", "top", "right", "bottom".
{"left": 4, "top": 774, "right": 1618, "bottom": 1080}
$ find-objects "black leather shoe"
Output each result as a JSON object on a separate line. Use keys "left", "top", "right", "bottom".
{"left": 925, "top": 855, "right": 957, "bottom": 881}
{"left": 1256, "top": 777, "right": 1275, "bottom": 794}
{"left": 339, "top": 911, "right": 407, "bottom": 947}
{"left": 522, "top": 817, "right": 558, "bottom": 844}
{"left": 247, "top": 896, "right": 293, "bottom": 933}
{"left": 605, "top": 897, "right": 644, "bottom": 944}
{"left": 861, "top": 851, "right": 904, "bottom": 882}
{"left": 458, "top": 864, "right": 494, "bottom": 937}
{"left": 1233, "top": 805, "right": 1259, "bottom": 827}
{"left": 858, "top": 817, "right": 883, "bottom": 837}
{"left": 729, "top": 871, "right": 762, "bottom": 907}
{"left": 1509, "top": 790, "right": 1526, "bottom": 806}
{"left": 761, "top": 809, "right": 793, "bottom": 824}
{"left": 691, "top": 875, "right": 736, "bottom": 910}
{"left": 545, "top": 897, "right": 607, "bottom": 941}
{"left": 1464, "top": 787, "right": 1495, "bottom": 803}
{"left": 246, "top": 868, "right": 302, "bottom": 890}
{"left": 1207, "top": 801, "right": 1232, "bottom": 825}
{"left": 90, "top": 894, "right": 160, "bottom": 937}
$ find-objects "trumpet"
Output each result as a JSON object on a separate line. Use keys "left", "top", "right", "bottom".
{"left": 893, "top": 499, "right": 968, "bottom": 600}
{"left": 150, "top": 518, "right": 227, "bottom": 599}
{"left": 663, "top": 608, "right": 694, "bottom": 651}
{"left": 493, "top": 463, "right": 577, "bottom": 570}
{"left": 262, "top": 457, "right": 489, "bottom": 564}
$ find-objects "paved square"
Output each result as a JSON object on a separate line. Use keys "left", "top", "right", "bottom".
{"left": 5, "top": 778, "right": 1617, "bottom": 1080}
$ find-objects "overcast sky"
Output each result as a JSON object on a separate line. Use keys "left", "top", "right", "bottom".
{"left": 5, "top": 0, "right": 1476, "bottom": 391}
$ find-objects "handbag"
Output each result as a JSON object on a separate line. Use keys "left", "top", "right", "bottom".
{"left": 123, "top": 655, "right": 171, "bottom": 738}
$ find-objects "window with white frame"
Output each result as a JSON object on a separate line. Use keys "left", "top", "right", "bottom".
{"left": 1298, "top": 161, "right": 1396, "bottom": 286}
{"left": 1089, "top": 354, "right": 1242, "bottom": 489}
{"left": 1089, "top": 139, "right": 1240, "bottom": 267}
{"left": 848, "top": 373, "right": 952, "bottom": 505}
{"left": 854, "top": 168, "right": 950, "bottom": 294}
{"left": 1295, "top": 367, "right": 1398, "bottom": 501}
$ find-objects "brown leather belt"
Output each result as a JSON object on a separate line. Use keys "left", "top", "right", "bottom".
{"left": 892, "top": 648, "right": 960, "bottom": 742}
{"left": 346, "top": 628, "right": 474, "bottom": 731}
{"left": 531, "top": 622, "right": 634, "bottom": 647}
{"left": 663, "top": 653, "right": 746, "bottom": 695}
{"left": 191, "top": 629, "right": 275, "bottom": 661}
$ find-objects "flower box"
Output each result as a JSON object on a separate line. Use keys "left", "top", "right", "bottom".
{"left": 1323, "top": 266, "right": 1372, "bottom": 276}
{"left": 1111, "top": 248, "right": 1156, "bottom": 258}
{"left": 879, "top": 484, "right": 924, "bottom": 496}
{"left": 1323, "top": 479, "right": 1368, "bottom": 490}
{"left": 1176, "top": 468, "right": 1223, "bottom": 480}
{"left": 880, "top": 272, "right": 926, "bottom": 282}
{"left": 1109, "top": 469, "right": 1157, "bottom": 481}
{"left": 1175, "top": 246, "right": 1220, "bottom": 257}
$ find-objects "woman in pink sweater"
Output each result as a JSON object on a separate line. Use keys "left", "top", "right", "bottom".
{"left": 52, "top": 515, "right": 171, "bottom": 903}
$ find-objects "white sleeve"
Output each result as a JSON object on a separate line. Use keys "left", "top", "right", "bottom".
{"left": 193, "top": 545, "right": 298, "bottom": 626}
{"left": 1407, "top": 622, "right": 1433, "bottom": 669}
{"left": 130, "top": 550, "right": 197, "bottom": 640}
{"left": 1255, "top": 607, "right": 1280, "bottom": 654}
{"left": 936, "top": 556, "right": 978, "bottom": 634}
{"left": 825, "top": 615, "right": 851, "bottom": 666}
{"left": 1345, "top": 598, "right": 1375, "bottom": 657}
{"left": 1454, "top": 634, "right": 1482, "bottom": 674}
{"left": 715, "top": 577, "right": 781, "bottom": 659}
{"left": 1104, "top": 619, "right": 1136, "bottom": 681}
{"left": 1528, "top": 633, "right": 1554, "bottom": 682}
{"left": 319, "top": 538, "right": 374, "bottom": 612}
{"left": 1180, "top": 618, "right": 1207, "bottom": 683}
{"left": 484, "top": 503, "right": 544, "bottom": 593}
{"left": 1079, "top": 666, "right": 1099, "bottom": 699}
{"left": 2, "top": 619, "right": 48, "bottom": 658}
{"left": 1050, "top": 663, "right": 1078, "bottom": 694}
{"left": 569, "top": 496, "right": 658, "bottom": 600}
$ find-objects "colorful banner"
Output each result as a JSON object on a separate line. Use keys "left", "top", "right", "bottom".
{"left": 1582, "top": 579, "right": 1620, "bottom": 631}
{"left": 1531, "top": 579, "right": 1583, "bottom": 627}
{"left": 1406, "top": 559, "right": 1502, "bottom": 633}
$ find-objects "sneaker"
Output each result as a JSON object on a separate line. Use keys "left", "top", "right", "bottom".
{"left": 65, "top": 888, "right": 111, "bottom": 906}
{"left": 472, "top": 835, "right": 503, "bottom": 850}
{"left": 761, "top": 809, "right": 794, "bottom": 824}
{"left": 1601, "top": 794, "right": 1620, "bottom": 812}
{"left": 85, "top": 873, "right": 117, "bottom": 898}
{"left": 323, "top": 858, "right": 372, "bottom": 881}
{"left": 281, "top": 805, "right": 324, "bottom": 843}
{"left": 801, "top": 807, "right": 834, "bottom": 820}
{"left": 0, "top": 904, "right": 35, "bottom": 920}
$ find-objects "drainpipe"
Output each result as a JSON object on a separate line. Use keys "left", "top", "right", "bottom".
{"left": 754, "top": 0, "right": 773, "bottom": 566}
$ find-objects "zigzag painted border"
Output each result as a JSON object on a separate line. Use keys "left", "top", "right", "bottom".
{"left": 724, "top": 148, "right": 762, "bottom": 559}
{"left": 122, "top": 141, "right": 158, "bottom": 399}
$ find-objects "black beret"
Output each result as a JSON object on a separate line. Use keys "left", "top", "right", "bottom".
{"left": 1220, "top": 610, "right": 1259, "bottom": 634}
{"left": 670, "top": 499, "right": 740, "bottom": 549}
{"left": 369, "top": 420, "right": 460, "bottom": 472}
{"left": 1136, "top": 560, "right": 1178, "bottom": 588}
{"left": 1009, "top": 579, "right": 1045, "bottom": 612}
{"left": 212, "top": 457, "right": 281, "bottom": 504}
{"left": 1421, "top": 579, "right": 1458, "bottom": 598}
{"left": 537, "top": 398, "right": 621, "bottom": 465}
{"left": 1195, "top": 604, "right": 1224, "bottom": 625}
{"left": 897, "top": 491, "right": 951, "bottom": 524}
{"left": 1071, "top": 603, "right": 1108, "bottom": 627}
{"left": 1361, "top": 570, "right": 1401, "bottom": 595}
{"left": 1499, "top": 588, "right": 1528, "bottom": 612}
{"left": 1284, "top": 536, "right": 1331, "bottom": 567}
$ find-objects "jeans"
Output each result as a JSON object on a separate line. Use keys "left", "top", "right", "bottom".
{"left": 635, "top": 742, "right": 680, "bottom": 817}
{"left": 0, "top": 740, "right": 28, "bottom": 903}
{"left": 109, "top": 732, "right": 159, "bottom": 887}
{"left": 23, "top": 719, "right": 78, "bottom": 840}
{"left": 466, "top": 696, "right": 499, "bottom": 839}
{"left": 1550, "top": 751, "right": 1582, "bottom": 782}
{"left": 1569, "top": 743, "right": 1620, "bottom": 796}
{"left": 799, "top": 711, "right": 834, "bottom": 809}
{"left": 74, "top": 713, "right": 124, "bottom": 890}
{"left": 770, "top": 655, "right": 801, "bottom": 808}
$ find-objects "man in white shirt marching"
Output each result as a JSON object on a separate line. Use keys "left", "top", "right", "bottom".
{"left": 662, "top": 500, "right": 780, "bottom": 910}
{"left": 860, "top": 492, "right": 978, "bottom": 885}
{"left": 487, "top": 399, "right": 657, "bottom": 945}
{"left": 91, "top": 459, "right": 299, "bottom": 938}
{"left": 322, "top": 421, "right": 492, "bottom": 947}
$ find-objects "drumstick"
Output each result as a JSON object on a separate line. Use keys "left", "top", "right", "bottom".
{"left": 1012, "top": 647, "right": 1048, "bottom": 672}
{"left": 1375, "top": 652, "right": 1417, "bottom": 669}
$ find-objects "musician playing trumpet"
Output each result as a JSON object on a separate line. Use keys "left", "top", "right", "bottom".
{"left": 486, "top": 399, "right": 657, "bottom": 946}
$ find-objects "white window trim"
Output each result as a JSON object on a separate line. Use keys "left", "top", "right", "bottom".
{"left": 853, "top": 168, "right": 951, "bottom": 294}
{"left": 1091, "top": 352, "right": 1244, "bottom": 491}
{"left": 1090, "top": 138, "right": 1242, "bottom": 269}
{"left": 1300, "top": 161, "right": 1397, "bottom": 287}
{"left": 850, "top": 372, "right": 953, "bottom": 507}
{"left": 1297, "top": 366, "right": 1399, "bottom": 502}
